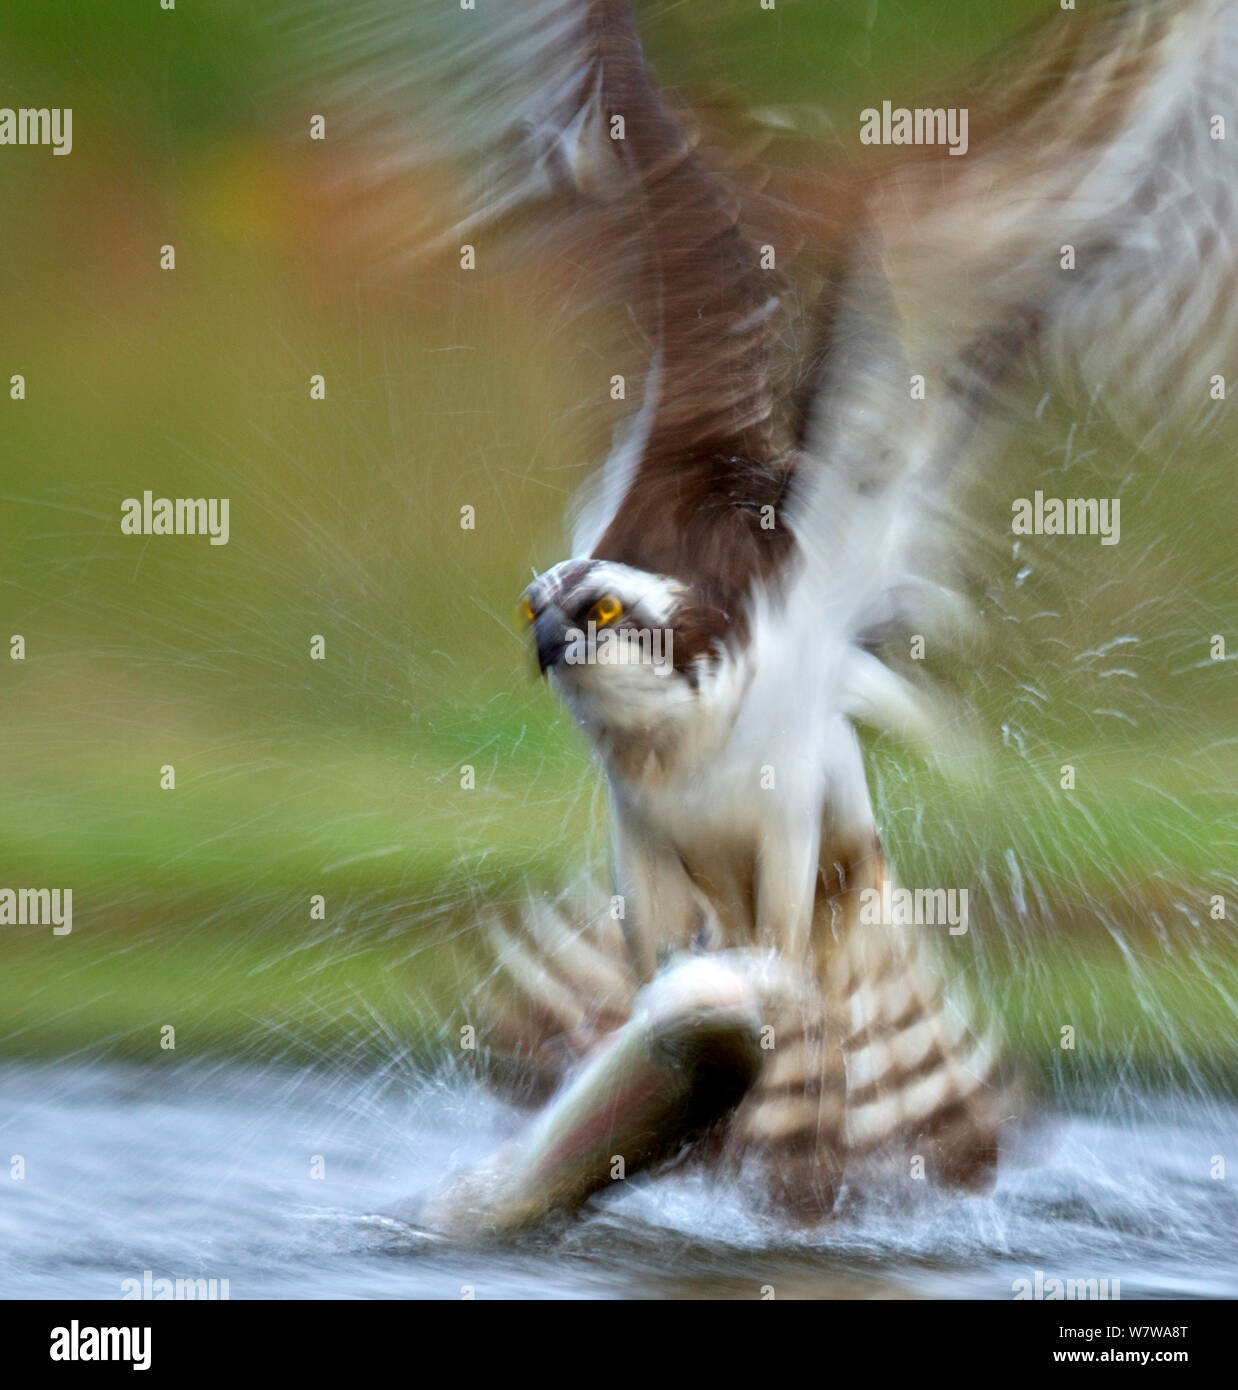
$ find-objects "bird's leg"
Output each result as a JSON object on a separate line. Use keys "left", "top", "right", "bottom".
{"left": 609, "top": 811, "right": 706, "bottom": 981}
{"left": 816, "top": 838, "right": 1006, "bottom": 1197}
{"left": 753, "top": 817, "right": 819, "bottom": 968}
{"left": 732, "top": 989, "right": 848, "bottom": 1222}
{"left": 422, "top": 955, "right": 764, "bottom": 1240}
{"left": 733, "top": 826, "right": 863, "bottom": 1222}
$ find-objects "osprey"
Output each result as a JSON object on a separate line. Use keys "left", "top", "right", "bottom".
{"left": 303, "top": 0, "right": 1238, "bottom": 1233}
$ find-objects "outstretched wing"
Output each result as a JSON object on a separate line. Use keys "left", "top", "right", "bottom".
{"left": 787, "top": 0, "right": 1238, "bottom": 703}
{"left": 293, "top": 0, "right": 1238, "bottom": 665}
{"left": 876, "top": 0, "right": 1238, "bottom": 436}
{"left": 288, "top": 0, "right": 831, "bottom": 609}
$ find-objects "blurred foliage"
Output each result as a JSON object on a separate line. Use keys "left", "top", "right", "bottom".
{"left": 0, "top": 0, "right": 1234, "bottom": 1085}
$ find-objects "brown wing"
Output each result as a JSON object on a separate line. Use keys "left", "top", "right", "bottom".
{"left": 289, "top": 0, "right": 827, "bottom": 605}
{"left": 579, "top": 0, "right": 797, "bottom": 604}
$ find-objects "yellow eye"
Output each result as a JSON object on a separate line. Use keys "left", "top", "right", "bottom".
{"left": 589, "top": 594, "right": 623, "bottom": 627}
{"left": 517, "top": 598, "right": 535, "bottom": 627}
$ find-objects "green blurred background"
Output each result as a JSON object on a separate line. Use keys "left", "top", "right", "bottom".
{"left": 1, "top": 0, "right": 1234, "bottom": 1090}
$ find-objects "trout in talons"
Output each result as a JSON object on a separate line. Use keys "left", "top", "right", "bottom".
{"left": 422, "top": 956, "right": 765, "bottom": 1239}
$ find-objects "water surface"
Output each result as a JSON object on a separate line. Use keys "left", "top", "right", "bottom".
{"left": 1, "top": 1059, "right": 1233, "bottom": 1299}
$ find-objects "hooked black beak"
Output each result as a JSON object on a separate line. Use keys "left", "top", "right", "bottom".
{"left": 533, "top": 606, "right": 568, "bottom": 674}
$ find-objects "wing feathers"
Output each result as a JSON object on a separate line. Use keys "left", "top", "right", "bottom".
{"left": 292, "top": 0, "right": 809, "bottom": 594}
{"left": 786, "top": 0, "right": 1238, "bottom": 741}
{"left": 468, "top": 876, "right": 1010, "bottom": 1209}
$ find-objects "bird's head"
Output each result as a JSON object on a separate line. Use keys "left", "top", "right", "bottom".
{"left": 519, "top": 558, "right": 730, "bottom": 744}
